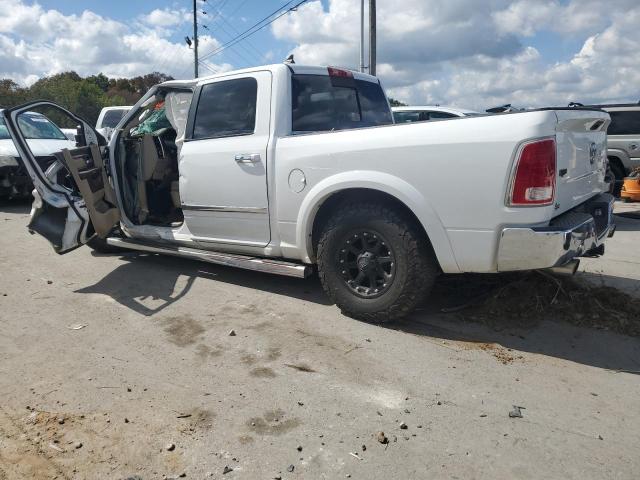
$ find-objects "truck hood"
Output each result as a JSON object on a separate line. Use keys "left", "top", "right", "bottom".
{"left": 0, "top": 138, "right": 76, "bottom": 158}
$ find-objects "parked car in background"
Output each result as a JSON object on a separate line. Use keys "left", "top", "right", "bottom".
{"left": 61, "top": 128, "right": 77, "bottom": 142}
{"left": 95, "top": 105, "right": 132, "bottom": 140}
{"left": 621, "top": 167, "right": 640, "bottom": 202}
{"left": 570, "top": 102, "right": 640, "bottom": 194}
{"left": 2, "top": 64, "right": 615, "bottom": 322}
{"left": 392, "top": 105, "right": 479, "bottom": 123}
{"left": 0, "top": 109, "right": 75, "bottom": 199}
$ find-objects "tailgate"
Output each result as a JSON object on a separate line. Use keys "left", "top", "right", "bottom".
{"left": 554, "top": 109, "right": 610, "bottom": 214}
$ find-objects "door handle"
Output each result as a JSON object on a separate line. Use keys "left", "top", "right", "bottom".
{"left": 235, "top": 153, "right": 261, "bottom": 164}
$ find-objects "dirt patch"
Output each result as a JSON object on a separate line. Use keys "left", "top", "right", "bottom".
{"left": 241, "top": 353, "right": 258, "bottom": 365}
{"left": 266, "top": 347, "right": 281, "bottom": 361}
{"left": 433, "top": 272, "right": 640, "bottom": 337}
{"left": 195, "top": 344, "right": 222, "bottom": 360}
{"left": 247, "top": 409, "right": 300, "bottom": 435}
{"left": 163, "top": 316, "right": 206, "bottom": 346}
{"left": 176, "top": 408, "right": 215, "bottom": 433}
{"left": 460, "top": 342, "right": 523, "bottom": 365}
{"left": 241, "top": 347, "right": 281, "bottom": 366}
{"left": 250, "top": 367, "right": 277, "bottom": 378}
{"left": 284, "top": 363, "right": 317, "bottom": 373}
{"left": 244, "top": 321, "right": 273, "bottom": 332}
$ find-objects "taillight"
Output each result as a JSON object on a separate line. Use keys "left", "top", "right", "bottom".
{"left": 509, "top": 138, "right": 556, "bottom": 206}
{"left": 327, "top": 67, "right": 353, "bottom": 78}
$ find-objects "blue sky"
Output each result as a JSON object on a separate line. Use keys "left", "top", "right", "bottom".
{"left": 29, "top": 0, "right": 579, "bottom": 69}
{"left": 35, "top": 0, "right": 302, "bottom": 69}
{"left": 1, "top": 0, "right": 638, "bottom": 108}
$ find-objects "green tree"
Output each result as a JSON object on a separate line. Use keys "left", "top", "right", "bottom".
{"left": 0, "top": 70, "right": 173, "bottom": 126}
{"left": 86, "top": 73, "right": 110, "bottom": 92}
{"left": 0, "top": 79, "right": 26, "bottom": 108}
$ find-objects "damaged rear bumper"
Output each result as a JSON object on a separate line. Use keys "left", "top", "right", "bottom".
{"left": 497, "top": 193, "right": 615, "bottom": 271}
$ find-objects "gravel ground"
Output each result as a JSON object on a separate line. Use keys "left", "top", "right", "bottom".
{"left": 1, "top": 199, "right": 639, "bottom": 480}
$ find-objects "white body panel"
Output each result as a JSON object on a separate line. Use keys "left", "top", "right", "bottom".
{"left": 180, "top": 71, "right": 272, "bottom": 247}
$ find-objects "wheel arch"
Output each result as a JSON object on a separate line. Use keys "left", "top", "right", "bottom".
{"left": 295, "top": 172, "right": 460, "bottom": 273}
{"left": 607, "top": 149, "right": 630, "bottom": 174}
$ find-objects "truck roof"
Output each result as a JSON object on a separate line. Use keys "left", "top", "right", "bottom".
{"left": 392, "top": 105, "right": 480, "bottom": 116}
{"left": 159, "top": 63, "right": 380, "bottom": 89}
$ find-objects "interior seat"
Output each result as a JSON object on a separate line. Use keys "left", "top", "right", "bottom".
{"left": 136, "top": 134, "right": 179, "bottom": 222}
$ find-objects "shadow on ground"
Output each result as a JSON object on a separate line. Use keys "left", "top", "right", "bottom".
{"left": 75, "top": 249, "right": 640, "bottom": 374}
{"left": 75, "top": 252, "right": 330, "bottom": 316}
{"left": 0, "top": 198, "right": 31, "bottom": 214}
{"left": 613, "top": 212, "right": 640, "bottom": 231}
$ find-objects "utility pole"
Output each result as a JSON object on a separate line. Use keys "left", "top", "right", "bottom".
{"left": 359, "top": 0, "right": 365, "bottom": 73}
{"left": 369, "top": 0, "right": 376, "bottom": 76}
{"left": 193, "top": 0, "right": 199, "bottom": 78}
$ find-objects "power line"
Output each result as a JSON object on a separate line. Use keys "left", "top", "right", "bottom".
{"left": 200, "top": 11, "right": 264, "bottom": 65}
{"left": 201, "top": 2, "right": 266, "bottom": 64}
{"left": 199, "top": 0, "right": 306, "bottom": 63}
{"left": 198, "top": 59, "right": 219, "bottom": 75}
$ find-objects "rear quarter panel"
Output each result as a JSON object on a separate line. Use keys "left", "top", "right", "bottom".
{"left": 274, "top": 111, "right": 559, "bottom": 272}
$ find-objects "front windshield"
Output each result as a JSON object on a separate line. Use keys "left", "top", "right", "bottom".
{"left": 0, "top": 116, "right": 10, "bottom": 140}
{"left": 17, "top": 113, "right": 67, "bottom": 140}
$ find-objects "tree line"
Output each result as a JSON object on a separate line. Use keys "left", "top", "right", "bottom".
{"left": 0, "top": 72, "right": 173, "bottom": 126}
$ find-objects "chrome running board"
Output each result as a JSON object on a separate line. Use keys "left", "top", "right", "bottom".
{"left": 106, "top": 237, "right": 312, "bottom": 278}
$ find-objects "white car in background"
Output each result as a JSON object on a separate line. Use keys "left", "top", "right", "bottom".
{"left": 60, "top": 128, "right": 77, "bottom": 142}
{"left": 392, "top": 105, "right": 480, "bottom": 123}
{"left": 96, "top": 106, "right": 133, "bottom": 140}
{"left": 0, "top": 109, "right": 75, "bottom": 199}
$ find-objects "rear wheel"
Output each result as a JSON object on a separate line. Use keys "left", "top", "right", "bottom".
{"left": 317, "top": 202, "right": 438, "bottom": 323}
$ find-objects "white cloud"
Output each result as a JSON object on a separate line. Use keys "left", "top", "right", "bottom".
{"left": 273, "top": 0, "right": 640, "bottom": 109}
{"left": 140, "top": 8, "right": 189, "bottom": 28}
{"left": 0, "top": 0, "right": 230, "bottom": 84}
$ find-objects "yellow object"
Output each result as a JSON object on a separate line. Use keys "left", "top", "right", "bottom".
{"left": 621, "top": 176, "right": 640, "bottom": 202}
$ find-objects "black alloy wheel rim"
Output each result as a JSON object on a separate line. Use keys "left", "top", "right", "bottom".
{"left": 337, "top": 230, "right": 396, "bottom": 298}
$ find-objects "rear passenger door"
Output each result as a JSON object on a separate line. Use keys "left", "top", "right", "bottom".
{"left": 180, "top": 71, "right": 272, "bottom": 247}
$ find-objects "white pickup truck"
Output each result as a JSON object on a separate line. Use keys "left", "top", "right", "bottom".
{"left": 2, "top": 64, "right": 615, "bottom": 322}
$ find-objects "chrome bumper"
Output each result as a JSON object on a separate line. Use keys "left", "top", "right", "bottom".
{"left": 497, "top": 193, "right": 615, "bottom": 271}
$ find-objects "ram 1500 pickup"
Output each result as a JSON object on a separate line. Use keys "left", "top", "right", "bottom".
{"left": 1, "top": 63, "right": 615, "bottom": 322}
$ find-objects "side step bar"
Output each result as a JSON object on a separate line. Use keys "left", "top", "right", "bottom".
{"left": 106, "top": 237, "right": 312, "bottom": 278}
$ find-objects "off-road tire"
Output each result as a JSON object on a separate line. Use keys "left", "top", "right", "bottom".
{"left": 317, "top": 201, "right": 438, "bottom": 323}
{"left": 86, "top": 235, "right": 123, "bottom": 254}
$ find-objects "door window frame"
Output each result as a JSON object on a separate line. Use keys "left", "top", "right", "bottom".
{"left": 185, "top": 75, "right": 261, "bottom": 142}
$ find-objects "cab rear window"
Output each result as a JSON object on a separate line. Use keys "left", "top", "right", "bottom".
{"left": 291, "top": 74, "right": 392, "bottom": 133}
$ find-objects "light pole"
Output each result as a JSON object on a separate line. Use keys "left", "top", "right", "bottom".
{"left": 369, "top": 0, "right": 376, "bottom": 76}
{"left": 193, "top": 0, "right": 199, "bottom": 78}
{"left": 359, "top": 0, "right": 365, "bottom": 73}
